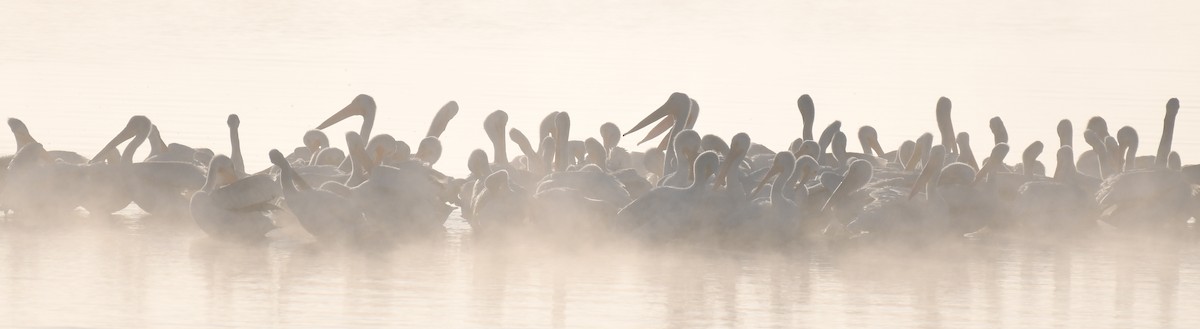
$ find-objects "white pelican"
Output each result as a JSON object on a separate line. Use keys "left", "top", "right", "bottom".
{"left": 1, "top": 142, "right": 86, "bottom": 217}
{"left": 798, "top": 94, "right": 815, "bottom": 141}
{"left": 145, "top": 124, "right": 208, "bottom": 166}
{"left": 285, "top": 130, "right": 330, "bottom": 165}
{"left": 741, "top": 151, "right": 800, "bottom": 243}
{"left": 624, "top": 93, "right": 692, "bottom": 176}
{"left": 1095, "top": 99, "right": 1192, "bottom": 230}
{"left": 1013, "top": 146, "right": 1099, "bottom": 235}
{"left": 617, "top": 150, "right": 722, "bottom": 242}
{"left": 471, "top": 170, "right": 532, "bottom": 234}
{"left": 268, "top": 149, "right": 369, "bottom": 243}
{"left": 83, "top": 116, "right": 207, "bottom": 217}
{"left": 190, "top": 155, "right": 279, "bottom": 242}
{"left": 341, "top": 132, "right": 450, "bottom": 237}
{"left": 7, "top": 118, "right": 87, "bottom": 164}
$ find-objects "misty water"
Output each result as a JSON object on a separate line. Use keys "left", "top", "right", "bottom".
{"left": 3, "top": 0, "right": 1200, "bottom": 327}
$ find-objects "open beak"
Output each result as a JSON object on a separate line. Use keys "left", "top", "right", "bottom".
{"left": 637, "top": 117, "right": 675, "bottom": 146}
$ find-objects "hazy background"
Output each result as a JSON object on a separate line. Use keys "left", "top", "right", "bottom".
{"left": 2, "top": 0, "right": 1199, "bottom": 175}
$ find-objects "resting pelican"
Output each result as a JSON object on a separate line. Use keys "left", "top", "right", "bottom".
{"left": 7, "top": 118, "right": 87, "bottom": 164}
{"left": 341, "top": 132, "right": 450, "bottom": 237}
{"left": 145, "top": 125, "right": 207, "bottom": 166}
{"left": 285, "top": 130, "right": 331, "bottom": 165}
{"left": 1013, "top": 146, "right": 1098, "bottom": 235}
{"left": 740, "top": 151, "right": 800, "bottom": 243}
{"left": 471, "top": 170, "right": 532, "bottom": 234}
{"left": 84, "top": 116, "right": 207, "bottom": 217}
{"left": 268, "top": 149, "right": 368, "bottom": 243}
{"left": 1, "top": 142, "right": 86, "bottom": 217}
{"left": 190, "top": 155, "right": 279, "bottom": 242}
{"left": 618, "top": 150, "right": 722, "bottom": 241}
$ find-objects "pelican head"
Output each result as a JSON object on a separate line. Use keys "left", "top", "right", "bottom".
{"left": 416, "top": 136, "right": 442, "bottom": 165}
{"left": 798, "top": 94, "right": 815, "bottom": 141}
{"left": 935, "top": 96, "right": 956, "bottom": 153}
{"left": 905, "top": 132, "right": 934, "bottom": 171}
{"left": 426, "top": 101, "right": 459, "bottom": 138}
{"left": 751, "top": 151, "right": 797, "bottom": 196}
{"left": 817, "top": 120, "right": 842, "bottom": 155}
{"left": 227, "top": 114, "right": 240, "bottom": 129}
{"left": 1057, "top": 119, "right": 1073, "bottom": 148}
{"left": 1117, "top": 126, "right": 1138, "bottom": 170}
{"left": 625, "top": 92, "right": 690, "bottom": 146}
{"left": 1053, "top": 145, "right": 1075, "bottom": 180}
{"left": 313, "top": 148, "right": 345, "bottom": 166}
{"left": 1021, "top": 141, "right": 1044, "bottom": 176}
{"left": 484, "top": 110, "right": 509, "bottom": 164}
{"left": 823, "top": 158, "right": 873, "bottom": 212}
{"left": 909, "top": 145, "right": 948, "bottom": 200}
{"left": 393, "top": 140, "right": 411, "bottom": 162}
{"left": 468, "top": 149, "right": 490, "bottom": 178}
{"left": 93, "top": 115, "right": 151, "bottom": 163}
{"left": 7, "top": 118, "right": 36, "bottom": 148}
{"left": 367, "top": 134, "right": 398, "bottom": 167}
{"left": 974, "top": 143, "right": 1010, "bottom": 184}
{"left": 937, "top": 162, "right": 977, "bottom": 187}
{"left": 303, "top": 130, "right": 330, "bottom": 152}
{"left": 600, "top": 122, "right": 621, "bottom": 151}
{"left": 317, "top": 94, "right": 376, "bottom": 139}
{"left": 716, "top": 132, "right": 751, "bottom": 187}
{"left": 202, "top": 155, "right": 239, "bottom": 192}
{"left": 553, "top": 112, "right": 572, "bottom": 171}
{"left": 584, "top": 138, "right": 607, "bottom": 168}
{"left": 673, "top": 129, "right": 703, "bottom": 170}
{"left": 956, "top": 132, "right": 978, "bottom": 170}
{"left": 701, "top": 135, "right": 729, "bottom": 155}
{"left": 858, "top": 125, "right": 884, "bottom": 156}
{"left": 1086, "top": 116, "right": 1109, "bottom": 139}
{"left": 989, "top": 117, "right": 1008, "bottom": 145}
{"left": 691, "top": 150, "right": 721, "bottom": 188}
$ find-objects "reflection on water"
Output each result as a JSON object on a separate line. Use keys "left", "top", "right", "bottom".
{"left": 2, "top": 212, "right": 1198, "bottom": 328}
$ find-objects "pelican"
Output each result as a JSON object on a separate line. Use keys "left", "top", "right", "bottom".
{"left": 84, "top": 116, "right": 207, "bottom": 217}
{"left": 470, "top": 170, "right": 532, "bottom": 234}
{"left": 1013, "top": 146, "right": 1099, "bottom": 235}
{"left": 190, "top": 155, "right": 279, "bottom": 242}
{"left": 7, "top": 118, "right": 87, "bottom": 164}
{"left": 285, "top": 130, "right": 331, "bottom": 165}
{"left": 617, "top": 150, "right": 722, "bottom": 242}
{"left": 740, "top": 151, "right": 801, "bottom": 244}
{"left": 0, "top": 142, "right": 86, "bottom": 217}
{"left": 1095, "top": 99, "right": 1192, "bottom": 230}
{"left": 268, "top": 149, "right": 369, "bottom": 243}
{"left": 145, "top": 124, "right": 207, "bottom": 166}
{"left": 341, "top": 132, "right": 450, "bottom": 238}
